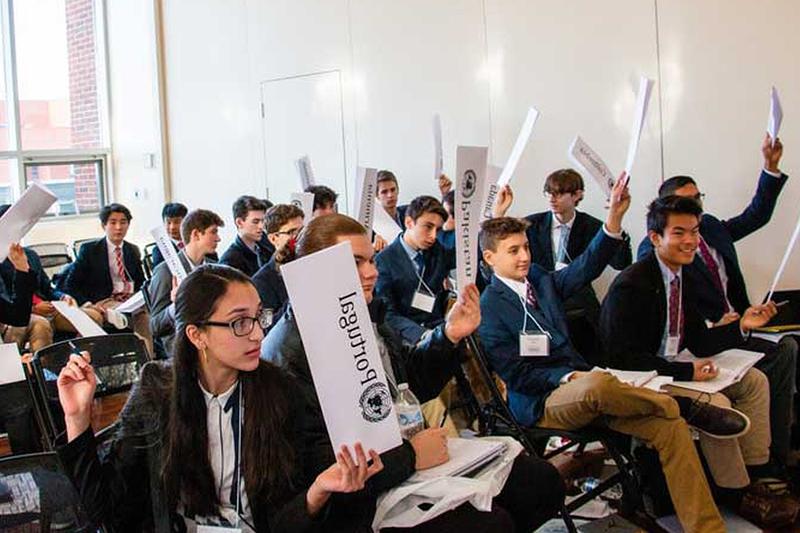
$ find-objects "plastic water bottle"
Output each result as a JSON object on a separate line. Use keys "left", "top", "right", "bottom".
{"left": 395, "top": 383, "right": 424, "bottom": 440}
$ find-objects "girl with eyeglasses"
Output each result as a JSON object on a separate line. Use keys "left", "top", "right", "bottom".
{"left": 56, "top": 264, "right": 382, "bottom": 531}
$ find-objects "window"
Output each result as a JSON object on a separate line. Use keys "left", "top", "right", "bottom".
{"left": 0, "top": 0, "right": 109, "bottom": 215}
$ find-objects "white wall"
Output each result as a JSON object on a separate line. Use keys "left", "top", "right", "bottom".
{"left": 160, "top": 0, "right": 800, "bottom": 300}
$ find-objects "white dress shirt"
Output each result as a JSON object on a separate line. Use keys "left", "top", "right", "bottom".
{"left": 105, "top": 237, "right": 131, "bottom": 295}
{"left": 550, "top": 212, "right": 576, "bottom": 264}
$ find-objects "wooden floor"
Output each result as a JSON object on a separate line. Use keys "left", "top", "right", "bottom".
{"left": 0, "top": 392, "right": 128, "bottom": 456}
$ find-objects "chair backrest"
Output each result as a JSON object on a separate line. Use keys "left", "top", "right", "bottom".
{"left": 30, "top": 334, "right": 149, "bottom": 444}
{"left": 0, "top": 451, "right": 91, "bottom": 531}
{"left": 71, "top": 237, "right": 98, "bottom": 258}
{"left": 28, "top": 242, "right": 71, "bottom": 259}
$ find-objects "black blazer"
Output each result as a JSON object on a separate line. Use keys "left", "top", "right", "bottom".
{"left": 252, "top": 257, "right": 288, "bottom": 330}
{"left": 637, "top": 169, "right": 789, "bottom": 321}
{"left": 220, "top": 235, "right": 272, "bottom": 277}
{"left": 525, "top": 211, "right": 631, "bottom": 318}
{"left": 599, "top": 252, "right": 745, "bottom": 381}
{"left": 0, "top": 264, "right": 35, "bottom": 327}
{"left": 65, "top": 238, "right": 145, "bottom": 305}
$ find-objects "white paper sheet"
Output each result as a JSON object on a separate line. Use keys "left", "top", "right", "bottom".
{"left": 767, "top": 86, "right": 783, "bottom": 145}
{"left": 52, "top": 301, "right": 107, "bottom": 337}
{"left": 668, "top": 349, "right": 764, "bottom": 394}
{"left": 355, "top": 167, "right": 377, "bottom": 234}
{"left": 455, "top": 146, "right": 488, "bottom": 291}
{"left": 281, "top": 241, "right": 402, "bottom": 456}
{"left": 568, "top": 135, "right": 615, "bottom": 198}
{"left": 766, "top": 209, "right": 800, "bottom": 303}
{"left": 114, "top": 291, "right": 146, "bottom": 314}
{"left": 496, "top": 107, "right": 539, "bottom": 187}
{"left": 290, "top": 192, "right": 315, "bottom": 222}
{"left": 0, "top": 343, "right": 25, "bottom": 385}
{"left": 433, "top": 113, "right": 444, "bottom": 180}
{"left": 295, "top": 155, "right": 316, "bottom": 190}
{"left": 0, "top": 183, "right": 58, "bottom": 262}
{"left": 372, "top": 197, "right": 403, "bottom": 242}
{"left": 150, "top": 226, "right": 188, "bottom": 283}
{"left": 623, "top": 77, "right": 654, "bottom": 176}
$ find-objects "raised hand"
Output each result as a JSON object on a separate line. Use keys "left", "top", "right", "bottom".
{"left": 56, "top": 352, "right": 97, "bottom": 441}
{"left": 492, "top": 185, "right": 514, "bottom": 218}
{"left": 438, "top": 174, "right": 453, "bottom": 197}
{"left": 7, "top": 243, "right": 29, "bottom": 272}
{"left": 762, "top": 133, "right": 783, "bottom": 173}
{"left": 444, "top": 283, "right": 481, "bottom": 343}
{"left": 605, "top": 172, "right": 631, "bottom": 234}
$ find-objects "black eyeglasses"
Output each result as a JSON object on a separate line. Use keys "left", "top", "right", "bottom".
{"left": 197, "top": 307, "right": 273, "bottom": 337}
{"left": 274, "top": 226, "right": 303, "bottom": 238}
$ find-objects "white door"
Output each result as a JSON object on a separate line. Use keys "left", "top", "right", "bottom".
{"left": 260, "top": 70, "right": 349, "bottom": 210}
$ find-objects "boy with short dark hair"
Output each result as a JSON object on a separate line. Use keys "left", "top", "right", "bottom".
{"left": 304, "top": 185, "right": 338, "bottom": 218}
{"left": 220, "top": 195, "right": 270, "bottom": 276}
{"left": 152, "top": 202, "right": 188, "bottom": 267}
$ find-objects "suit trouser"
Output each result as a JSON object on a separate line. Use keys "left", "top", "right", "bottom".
{"left": 749, "top": 336, "right": 797, "bottom": 463}
{"left": 537, "top": 372, "right": 725, "bottom": 533}
{"left": 666, "top": 368, "right": 770, "bottom": 488}
{"left": 1, "top": 314, "right": 53, "bottom": 352}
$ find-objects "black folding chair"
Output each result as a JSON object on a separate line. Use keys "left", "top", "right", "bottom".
{"left": 27, "top": 242, "right": 73, "bottom": 278}
{"left": 142, "top": 242, "right": 157, "bottom": 279}
{"left": 71, "top": 237, "right": 98, "bottom": 258}
{"left": 459, "top": 333, "right": 645, "bottom": 531}
{"left": 0, "top": 451, "right": 92, "bottom": 531}
{"left": 28, "top": 334, "right": 150, "bottom": 448}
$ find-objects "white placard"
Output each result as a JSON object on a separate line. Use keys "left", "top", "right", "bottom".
{"left": 623, "top": 76, "right": 654, "bottom": 176}
{"left": 52, "top": 301, "right": 107, "bottom": 337}
{"left": 767, "top": 86, "right": 783, "bottom": 145}
{"left": 355, "top": 167, "right": 377, "bottom": 235}
{"left": 496, "top": 107, "right": 539, "bottom": 187}
{"left": 0, "top": 183, "right": 58, "bottom": 262}
{"left": 480, "top": 165, "right": 503, "bottom": 222}
{"left": 568, "top": 135, "right": 615, "bottom": 198}
{"left": 290, "top": 192, "right": 315, "bottom": 222}
{"left": 433, "top": 113, "right": 444, "bottom": 180}
{"left": 0, "top": 343, "right": 25, "bottom": 385}
{"left": 296, "top": 155, "right": 316, "bottom": 191}
{"left": 455, "top": 146, "right": 488, "bottom": 292}
{"left": 114, "top": 291, "right": 146, "bottom": 314}
{"left": 281, "top": 241, "right": 402, "bottom": 455}
{"left": 372, "top": 197, "right": 403, "bottom": 242}
{"left": 151, "top": 226, "right": 188, "bottom": 283}
{"left": 766, "top": 209, "right": 800, "bottom": 302}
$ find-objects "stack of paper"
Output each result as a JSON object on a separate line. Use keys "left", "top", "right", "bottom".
{"left": 669, "top": 349, "right": 764, "bottom": 394}
{"left": 409, "top": 438, "right": 507, "bottom": 482}
{"left": 592, "top": 368, "right": 672, "bottom": 392}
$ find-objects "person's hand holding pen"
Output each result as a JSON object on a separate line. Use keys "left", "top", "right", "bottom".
{"left": 740, "top": 301, "right": 780, "bottom": 333}
{"left": 692, "top": 360, "right": 718, "bottom": 381}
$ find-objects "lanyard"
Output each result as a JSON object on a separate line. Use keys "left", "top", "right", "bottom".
{"left": 518, "top": 295, "right": 552, "bottom": 339}
{"left": 410, "top": 257, "right": 435, "bottom": 296}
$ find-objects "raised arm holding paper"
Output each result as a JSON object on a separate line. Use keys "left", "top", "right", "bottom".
{"left": 261, "top": 213, "right": 563, "bottom": 531}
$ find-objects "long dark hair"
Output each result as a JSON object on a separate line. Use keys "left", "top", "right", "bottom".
{"left": 161, "top": 264, "right": 296, "bottom": 517}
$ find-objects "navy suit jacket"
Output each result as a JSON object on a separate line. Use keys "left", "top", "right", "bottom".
{"left": 0, "top": 261, "right": 35, "bottom": 327}
{"left": 375, "top": 234, "right": 455, "bottom": 344}
{"left": 65, "top": 238, "right": 145, "bottom": 305}
{"left": 600, "top": 252, "right": 745, "bottom": 381}
{"left": 478, "top": 230, "right": 623, "bottom": 426}
{"left": 637, "top": 170, "right": 789, "bottom": 321}
{"left": 252, "top": 256, "right": 288, "bottom": 330}
{"left": 220, "top": 235, "right": 272, "bottom": 277}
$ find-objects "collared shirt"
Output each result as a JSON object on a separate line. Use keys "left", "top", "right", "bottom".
{"left": 699, "top": 237, "right": 732, "bottom": 310}
{"left": 655, "top": 253, "right": 682, "bottom": 358}
{"left": 550, "top": 212, "right": 576, "bottom": 263}
{"left": 496, "top": 274, "right": 529, "bottom": 302}
{"left": 196, "top": 379, "right": 253, "bottom": 532}
{"left": 105, "top": 237, "right": 130, "bottom": 295}
{"left": 399, "top": 233, "right": 421, "bottom": 268}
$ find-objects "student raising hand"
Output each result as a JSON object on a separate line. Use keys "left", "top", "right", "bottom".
{"left": 7, "top": 243, "right": 29, "bottom": 272}
{"left": 306, "top": 442, "right": 383, "bottom": 515}
{"left": 605, "top": 172, "right": 631, "bottom": 234}
{"left": 56, "top": 352, "right": 97, "bottom": 441}
{"left": 763, "top": 133, "right": 783, "bottom": 173}
{"left": 444, "top": 283, "right": 481, "bottom": 343}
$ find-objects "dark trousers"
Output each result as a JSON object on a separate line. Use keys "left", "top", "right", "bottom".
{"left": 0, "top": 381, "right": 41, "bottom": 454}
{"left": 383, "top": 454, "right": 564, "bottom": 532}
{"left": 749, "top": 336, "right": 798, "bottom": 463}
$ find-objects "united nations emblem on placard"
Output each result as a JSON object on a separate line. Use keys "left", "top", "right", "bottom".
{"left": 359, "top": 382, "right": 392, "bottom": 422}
{"left": 462, "top": 169, "right": 477, "bottom": 199}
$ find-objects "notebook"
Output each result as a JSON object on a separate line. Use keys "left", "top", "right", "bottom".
{"left": 591, "top": 368, "right": 673, "bottom": 392}
{"left": 408, "top": 438, "right": 507, "bottom": 482}
{"left": 668, "top": 349, "right": 764, "bottom": 394}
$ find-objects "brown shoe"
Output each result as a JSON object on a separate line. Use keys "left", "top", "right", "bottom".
{"left": 739, "top": 481, "right": 800, "bottom": 529}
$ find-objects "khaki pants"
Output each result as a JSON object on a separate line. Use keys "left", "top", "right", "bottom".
{"left": 1, "top": 314, "right": 53, "bottom": 352}
{"left": 88, "top": 298, "right": 153, "bottom": 356}
{"left": 666, "top": 368, "right": 770, "bottom": 489}
{"left": 537, "top": 372, "right": 725, "bottom": 533}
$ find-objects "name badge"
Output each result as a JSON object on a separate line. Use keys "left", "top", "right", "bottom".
{"left": 520, "top": 333, "right": 550, "bottom": 357}
{"left": 197, "top": 526, "right": 242, "bottom": 533}
{"left": 554, "top": 261, "right": 569, "bottom": 271}
{"left": 665, "top": 335, "right": 680, "bottom": 357}
{"left": 411, "top": 291, "right": 436, "bottom": 313}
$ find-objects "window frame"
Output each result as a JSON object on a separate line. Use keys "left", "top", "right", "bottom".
{"left": 0, "top": 0, "right": 113, "bottom": 219}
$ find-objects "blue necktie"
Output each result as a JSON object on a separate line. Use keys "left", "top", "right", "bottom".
{"left": 413, "top": 252, "right": 425, "bottom": 274}
{"left": 556, "top": 224, "right": 570, "bottom": 264}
